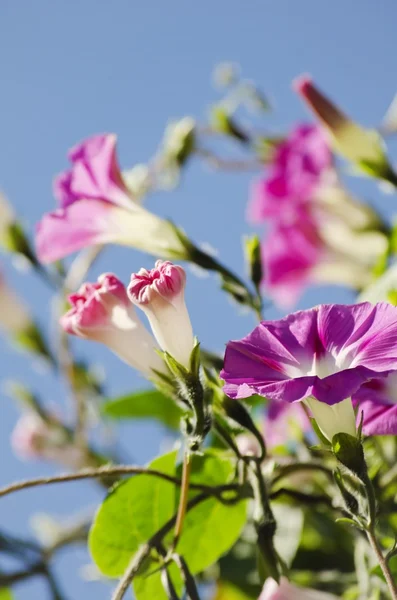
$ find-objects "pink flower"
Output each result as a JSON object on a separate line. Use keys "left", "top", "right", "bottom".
{"left": 36, "top": 134, "right": 186, "bottom": 264}
{"left": 353, "top": 372, "right": 397, "bottom": 435}
{"left": 248, "top": 124, "right": 332, "bottom": 224}
{"left": 262, "top": 203, "right": 386, "bottom": 308}
{"left": 259, "top": 578, "right": 339, "bottom": 600}
{"left": 61, "top": 273, "right": 165, "bottom": 377}
{"left": 222, "top": 302, "right": 397, "bottom": 441}
{"left": 128, "top": 260, "right": 194, "bottom": 368}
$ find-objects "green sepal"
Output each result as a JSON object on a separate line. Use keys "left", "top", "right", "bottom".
{"left": 333, "top": 469, "right": 360, "bottom": 516}
{"left": 2, "top": 222, "right": 37, "bottom": 265}
{"left": 332, "top": 433, "right": 366, "bottom": 479}
{"left": 310, "top": 418, "right": 331, "bottom": 447}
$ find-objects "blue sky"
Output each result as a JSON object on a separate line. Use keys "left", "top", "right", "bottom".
{"left": 1, "top": 1, "right": 397, "bottom": 598}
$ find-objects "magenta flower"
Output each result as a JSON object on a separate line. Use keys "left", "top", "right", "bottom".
{"left": 353, "top": 372, "right": 397, "bottom": 435}
{"left": 248, "top": 124, "right": 332, "bottom": 224}
{"left": 221, "top": 302, "right": 397, "bottom": 441}
{"left": 36, "top": 134, "right": 186, "bottom": 263}
{"left": 262, "top": 208, "right": 323, "bottom": 308}
{"left": 128, "top": 260, "right": 194, "bottom": 368}
{"left": 61, "top": 273, "right": 165, "bottom": 377}
{"left": 259, "top": 578, "right": 339, "bottom": 600}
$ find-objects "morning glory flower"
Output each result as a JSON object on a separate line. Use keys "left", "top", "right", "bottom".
{"left": 248, "top": 123, "right": 332, "bottom": 224}
{"left": 36, "top": 134, "right": 187, "bottom": 263}
{"left": 221, "top": 302, "right": 397, "bottom": 441}
{"left": 61, "top": 273, "right": 165, "bottom": 377}
{"left": 247, "top": 122, "right": 386, "bottom": 307}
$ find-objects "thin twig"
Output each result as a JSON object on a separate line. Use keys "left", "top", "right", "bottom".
{"left": 367, "top": 528, "right": 397, "bottom": 600}
{"left": 0, "top": 465, "right": 240, "bottom": 500}
{"left": 172, "top": 450, "right": 191, "bottom": 551}
{"left": 271, "top": 462, "right": 334, "bottom": 487}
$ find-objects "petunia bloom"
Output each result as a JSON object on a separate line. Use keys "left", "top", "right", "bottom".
{"left": 61, "top": 273, "right": 165, "bottom": 377}
{"left": 128, "top": 260, "right": 194, "bottom": 368}
{"left": 259, "top": 578, "right": 339, "bottom": 600}
{"left": 221, "top": 302, "right": 397, "bottom": 442}
{"left": 36, "top": 134, "right": 186, "bottom": 263}
{"left": 248, "top": 124, "right": 332, "bottom": 224}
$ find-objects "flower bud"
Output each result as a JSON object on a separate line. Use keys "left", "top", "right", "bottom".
{"left": 128, "top": 260, "right": 194, "bottom": 369}
{"left": 61, "top": 273, "right": 165, "bottom": 377}
{"left": 11, "top": 412, "right": 85, "bottom": 468}
{"left": 0, "top": 272, "right": 31, "bottom": 335}
{"left": 294, "top": 75, "right": 393, "bottom": 180}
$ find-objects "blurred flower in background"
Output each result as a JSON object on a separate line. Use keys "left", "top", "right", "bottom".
{"left": 249, "top": 124, "right": 387, "bottom": 306}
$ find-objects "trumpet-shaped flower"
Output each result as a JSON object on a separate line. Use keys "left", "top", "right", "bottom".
{"left": 36, "top": 134, "right": 186, "bottom": 263}
{"left": 259, "top": 578, "right": 339, "bottom": 600}
{"left": 263, "top": 204, "right": 387, "bottom": 308}
{"left": 247, "top": 121, "right": 386, "bottom": 307}
{"left": 128, "top": 260, "right": 194, "bottom": 368}
{"left": 61, "top": 273, "right": 164, "bottom": 376}
{"left": 221, "top": 302, "right": 397, "bottom": 441}
{"left": 248, "top": 124, "right": 332, "bottom": 224}
{"left": 353, "top": 371, "right": 397, "bottom": 435}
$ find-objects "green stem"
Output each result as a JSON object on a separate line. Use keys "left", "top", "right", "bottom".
{"left": 366, "top": 528, "right": 397, "bottom": 600}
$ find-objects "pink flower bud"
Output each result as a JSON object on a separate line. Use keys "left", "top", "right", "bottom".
{"left": 128, "top": 260, "right": 194, "bottom": 368}
{"left": 11, "top": 413, "right": 87, "bottom": 468}
{"left": 61, "top": 273, "right": 164, "bottom": 377}
{"left": 293, "top": 75, "right": 388, "bottom": 167}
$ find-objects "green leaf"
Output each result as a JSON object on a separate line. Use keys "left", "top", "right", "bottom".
{"left": 0, "top": 590, "right": 13, "bottom": 600}
{"left": 89, "top": 450, "right": 247, "bottom": 599}
{"left": 102, "top": 389, "right": 183, "bottom": 430}
{"left": 134, "top": 558, "right": 183, "bottom": 600}
{"left": 89, "top": 452, "right": 177, "bottom": 577}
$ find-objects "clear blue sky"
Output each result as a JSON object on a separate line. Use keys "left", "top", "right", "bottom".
{"left": 1, "top": 1, "right": 397, "bottom": 598}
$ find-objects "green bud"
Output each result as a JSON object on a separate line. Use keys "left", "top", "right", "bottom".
{"left": 14, "top": 322, "right": 54, "bottom": 365}
{"left": 332, "top": 432, "right": 366, "bottom": 479}
{"left": 210, "top": 106, "right": 249, "bottom": 143}
{"left": 244, "top": 234, "right": 263, "bottom": 290}
{"left": 2, "top": 222, "right": 37, "bottom": 265}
